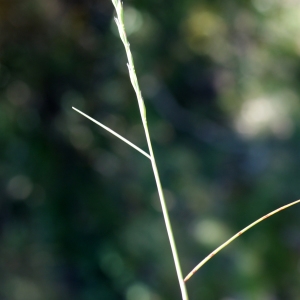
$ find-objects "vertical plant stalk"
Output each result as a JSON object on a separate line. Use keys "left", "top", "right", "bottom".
{"left": 110, "top": 1, "right": 189, "bottom": 299}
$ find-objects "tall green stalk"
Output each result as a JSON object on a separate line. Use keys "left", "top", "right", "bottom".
{"left": 110, "top": 1, "right": 188, "bottom": 298}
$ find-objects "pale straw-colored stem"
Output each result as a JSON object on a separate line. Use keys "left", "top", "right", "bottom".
{"left": 93, "top": 1, "right": 189, "bottom": 299}
{"left": 72, "top": 107, "right": 151, "bottom": 159}
{"left": 184, "top": 198, "right": 300, "bottom": 282}
{"left": 144, "top": 124, "right": 189, "bottom": 300}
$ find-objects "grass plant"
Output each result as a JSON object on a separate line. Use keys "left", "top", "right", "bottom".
{"left": 72, "top": 0, "right": 300, "bottom": 299}
{"left": 75, "top": 0, "right": 189, "bottom": 299}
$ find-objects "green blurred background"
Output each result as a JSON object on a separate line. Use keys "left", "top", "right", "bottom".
{"left": 1, "top": 0, "right": 300, "bottom": 299}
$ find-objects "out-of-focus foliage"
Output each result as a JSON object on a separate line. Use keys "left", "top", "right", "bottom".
{"left": 1, "top": 0, "right": 300, "bottom": 299}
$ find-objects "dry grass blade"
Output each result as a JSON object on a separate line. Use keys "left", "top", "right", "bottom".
{"left": 184, "top": 199, "right": 300, "bottom": 282}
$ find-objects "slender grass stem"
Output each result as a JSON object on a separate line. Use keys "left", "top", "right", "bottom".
{"left": 184, "top": 198, "right": 300, "bottom": 282}
{"left": 72, "top": 107, "right": 151, "bottom": 159}
{"left": 111, "top": 1, "right": 189, "bottom": 297}
{"left": 144, "top": 124, "right": 188, "bottom": 300}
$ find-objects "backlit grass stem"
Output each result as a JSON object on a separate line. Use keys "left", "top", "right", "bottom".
{"left": 110, "top": 1, "right": 189, "bottom": 299}
{"left": 72, "top": 107, "right": 151, "bottom": 159}
{"left": 184, "top": 198, "right": 300, "bottom": 282}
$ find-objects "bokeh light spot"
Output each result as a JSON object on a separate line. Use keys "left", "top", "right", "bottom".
{"left": 7, "top": 175, "right": 33, "bottom": 200}
{"left": 193, "top": 218, "right": 231, "bottom": 247}
{"left": 126, "top": 283, "right": 151, "bottom": 300}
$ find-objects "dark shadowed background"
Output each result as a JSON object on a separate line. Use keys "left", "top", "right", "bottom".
{"left": 1, "top": 0, "right": 300, "bottom": 299}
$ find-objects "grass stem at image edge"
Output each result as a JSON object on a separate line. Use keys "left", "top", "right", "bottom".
{"left": 184, "top": 198, "right": 300, "bottom": 281}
